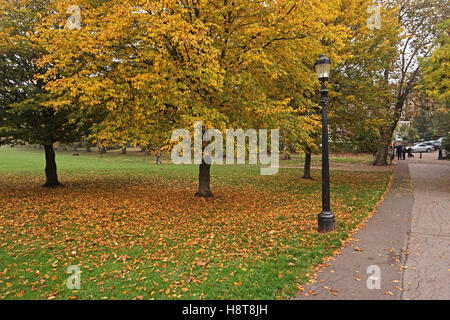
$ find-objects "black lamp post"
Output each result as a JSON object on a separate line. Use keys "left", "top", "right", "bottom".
{"left": 315, "top": 54, "right": 335, "bottom": 233}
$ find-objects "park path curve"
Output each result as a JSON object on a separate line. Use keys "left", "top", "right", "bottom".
{"left": 295, "top": 154, "right": 449, "bottom": 300}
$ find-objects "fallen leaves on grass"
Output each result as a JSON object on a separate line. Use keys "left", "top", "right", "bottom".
{"left": 0, "top": 170, "right": 390, "bottom": 299}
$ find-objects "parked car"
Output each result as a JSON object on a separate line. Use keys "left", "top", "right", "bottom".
{"left": 411, "top": 143, "right": 433, "bottom": 153}
{"left": 431, "top": 140, "right": 442, "bottom": 149}
{"left": 424, "top": 141, "right": 438, "bottom": 150}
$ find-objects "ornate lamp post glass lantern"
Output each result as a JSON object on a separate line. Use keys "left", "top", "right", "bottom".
{"left": 315, "top": 54, "right": 335, "bottom": 233}
{"left": 315, "top": 54, "right": 331, "bottom": 81}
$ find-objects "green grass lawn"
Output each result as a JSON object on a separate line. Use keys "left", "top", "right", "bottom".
{"left": 0, "top": 146, "right": 391, "bottom": 300}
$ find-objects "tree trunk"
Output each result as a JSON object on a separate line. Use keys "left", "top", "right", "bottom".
{"left": 373, "top": 144, "right": 389, "bottom": 166}
{"left": 303, "top": 147, "right": 312, "bottom": 179}
{"left": 374, "top": 93, "right": 408, "bottom": 166}
{"left": 373, "top": 129, "right": 394, "bottom": 166}
{"left": 43, "top": 144, "right": 61, "bottom": 187}
{"left": 195, "top": 160, "right": 213, "bottom": 198}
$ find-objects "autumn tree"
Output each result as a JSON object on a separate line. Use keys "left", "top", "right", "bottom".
{"left": 395, "top": 124, "right": 419, "bottom": 143}
{"left": 328, "top": 0, "right": 400, "bottom": 158}
{"left": 37, "top": 0, "right": 351, "bottom": 197}
{"left": 420, "top": 19, "right": 450, "bottom": 106}
{"left": 0, "top": 0, "right": 103, "bottom": 187}
{"left": 369, "top": 0, "right": 449, "bottom": 165}
{"left": 412, "top": 109, "right": 436, "bottom": 140}
{"left": 417, "top": 19, "right": 450, "bottom": 146}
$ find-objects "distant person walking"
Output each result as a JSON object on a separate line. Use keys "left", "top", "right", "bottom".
{"left": 402, "top": 146, "right": 407, "bottom": 160}
{"left": 396, "top": 144, "right": 403, "bottom": 160}
{"left": 407, "top": 147, "right": 414, "bottom": 159}
{"left": 155, "top": 148, "right": 162, "bottom": 164}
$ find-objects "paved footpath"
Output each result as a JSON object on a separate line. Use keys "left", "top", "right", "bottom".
{"left": 295, "top": 154, "right": 449, "bottom": 300}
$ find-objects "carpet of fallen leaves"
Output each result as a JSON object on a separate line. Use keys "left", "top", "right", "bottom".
{"left": 0, "top": 168, "right": 391, "bottom": 300}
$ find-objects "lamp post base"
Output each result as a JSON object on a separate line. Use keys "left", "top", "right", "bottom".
{"left": 318, "top": 211, "right": 335, "bottom": 233}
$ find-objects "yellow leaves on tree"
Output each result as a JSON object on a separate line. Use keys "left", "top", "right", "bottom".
{"left": 36, "top": 0, "right": 359, "bottom": 148}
